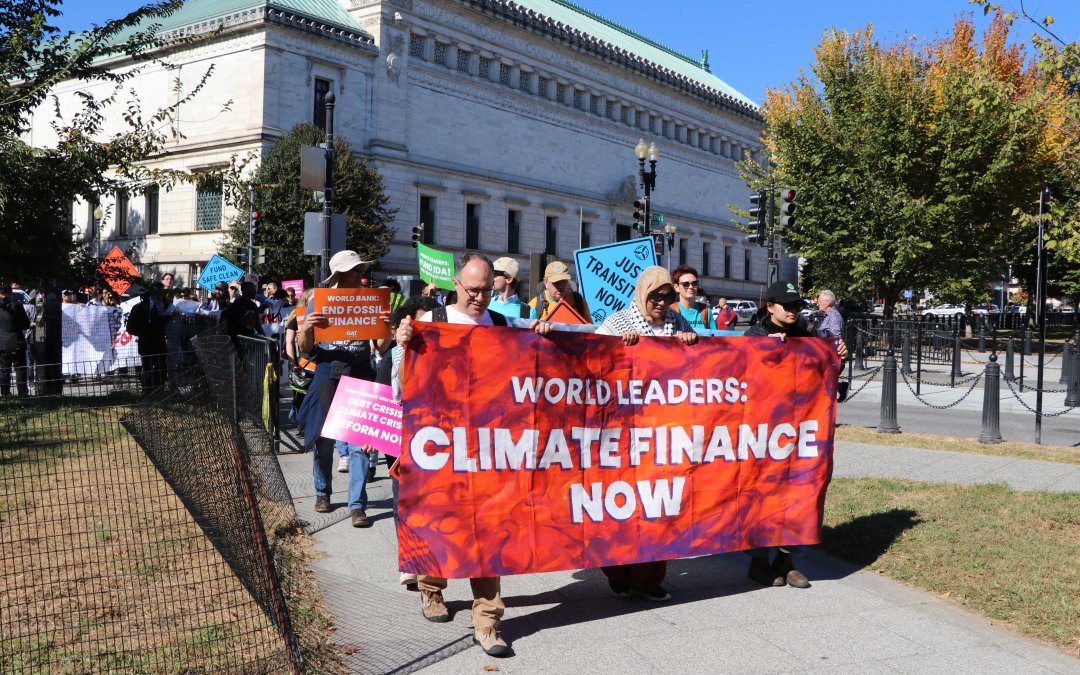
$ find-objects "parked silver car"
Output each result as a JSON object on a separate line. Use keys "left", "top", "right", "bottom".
{"left": 729, "top": 300, "right": 758, "bottom": 322}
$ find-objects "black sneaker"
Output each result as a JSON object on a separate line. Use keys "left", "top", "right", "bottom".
{"left": 748, "top": 555, "right": 785, "bottom": 587}
{"left": 632, "top": 586, "right": 671, "bottom": 602}
{"left": 608, "top": 578, "right": 630, "bottom": 597}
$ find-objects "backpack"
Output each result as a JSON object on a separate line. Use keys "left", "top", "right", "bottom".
{"left": 430, "top": 304, "right": 508, "bottom": 326}
{"left": 125, "top": 301, "right": 149, "bottom": 337}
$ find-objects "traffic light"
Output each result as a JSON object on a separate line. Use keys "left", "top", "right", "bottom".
{"left": 411, "top": 223, "right": 424, "bottom": 248}
{"left": 777, "top": 188, "right": 796, "bottom": 230}
{"left": 633, "top": 197, "right": 649, "bottom": 233}
{"left": 747, "top": 190, "right": 767, "bottom": 246}
{"left": 237, "top": 247, "right": 250, "bottom": 265}
{"left": 250, "top": 210, "right": 260, "bottom": 239}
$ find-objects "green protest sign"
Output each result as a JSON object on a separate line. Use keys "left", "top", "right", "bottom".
{"left": 416, "top": 243, "right": 455, "bottom": 290}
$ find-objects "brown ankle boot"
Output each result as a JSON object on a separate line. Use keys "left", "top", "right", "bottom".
{"left": 773, "top": 552, "right": 811, "bottom": 589}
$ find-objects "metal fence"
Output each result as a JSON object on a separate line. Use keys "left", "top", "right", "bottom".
{"left": 0, "top": 332, "right": 324, "bottom": 672}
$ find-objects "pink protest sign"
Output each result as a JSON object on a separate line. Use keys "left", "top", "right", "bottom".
{"left": 320, "top": 376, "right": 403, "bottom": 456}
{"left": 281, "top": 279, "right": 305, "bottom": 295}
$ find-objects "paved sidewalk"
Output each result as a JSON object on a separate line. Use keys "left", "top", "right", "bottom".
{"left": 278, "top": 441, "right": 1080, "bottom": 674}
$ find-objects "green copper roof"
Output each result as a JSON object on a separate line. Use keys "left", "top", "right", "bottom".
{"left": 512, "top": 0, "right": 756, "bottom": 108}
{"left": 146, "top": 0, "right": 371, "bottom": 39}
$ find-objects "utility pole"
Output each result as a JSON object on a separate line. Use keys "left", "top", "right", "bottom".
{"left": 320, "top": 90, "right": 336, "bottom": 287}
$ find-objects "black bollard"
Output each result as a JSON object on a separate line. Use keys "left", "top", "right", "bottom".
{"left": 978, "top": 322, "right": 986, "bottom": 353}
{"left": 1067, "top": 338, "right": 1080, "bottom": 407}
{"left": 878, "top": 350, "right": 901, "bottom": 434}
{"left": 979, "top": 353, "right": 1002, "bottom": 444}
{"left": 1023, "top": 329, "right": 1033, "bottom": 357}
{"left": 951, "top": 330, "right": 963, "bottom": 384}
{"left": 1060, "top": 336, "right": 1072, "bottom": 385}
{"left": 854, "top": 330, "right": 865, "bottom": 371}
{"left": 901, "top": 330, "right": 913, "bottom": 375}
{"left": 1004, "top": 337, "right": 1015, "bottom": 382}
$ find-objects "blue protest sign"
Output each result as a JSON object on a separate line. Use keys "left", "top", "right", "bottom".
{"left": 573, "top": 239, "right": 657, "bottom": 325}
{"left": 197, "top": 254, "right": 244, "bottom": 291}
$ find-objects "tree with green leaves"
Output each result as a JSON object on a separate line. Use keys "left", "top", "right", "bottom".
{"left": 743, "top": 14, "right": 1069, "bottom": 317}
{"left": 220, "top": 124, "right": 396, "bottom": 286}
{"left": 1, "top": 0, "right": 221, "bottom": 288}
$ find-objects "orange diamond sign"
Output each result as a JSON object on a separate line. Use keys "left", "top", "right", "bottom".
{"left": 96, "top": 246, "right": 140, "bottom": 295}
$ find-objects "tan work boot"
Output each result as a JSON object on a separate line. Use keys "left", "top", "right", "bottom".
{"left": 421, "top": 590, "right": 450, "bottom": 623}
{"left": 473, "top": 626, "right": 510, "bottom": 657}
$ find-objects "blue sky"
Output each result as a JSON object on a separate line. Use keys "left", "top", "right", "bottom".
{"left": 52, "top": 0, "right": 1080, "bottom": 104}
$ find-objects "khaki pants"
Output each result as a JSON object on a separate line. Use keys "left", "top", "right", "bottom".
{"left": 418, "top": 575, "right": 503, "bottom": 630}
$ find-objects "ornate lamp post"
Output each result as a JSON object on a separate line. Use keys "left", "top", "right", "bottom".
{"left": 663, "top": 222, "right": 677, "bottom": 267}
{"left": 634, "top": 138, "right": 659, "bottom": 234}
{"left": 92, "top": 205, "right": 104, "bottom": 255}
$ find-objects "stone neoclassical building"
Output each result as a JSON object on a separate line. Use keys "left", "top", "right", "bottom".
{"left": 31, "top": 0, "right": 789, "bottom": 298}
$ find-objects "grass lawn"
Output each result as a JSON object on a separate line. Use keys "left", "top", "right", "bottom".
{"left": 822, "top": 477, "right": 1080, "bottom": 657}
{"left": 836, "top": 424, "right": 1080, "bottom": 465}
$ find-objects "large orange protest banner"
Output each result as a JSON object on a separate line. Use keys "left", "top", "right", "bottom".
{"left": 397, "top": 324, "right": 840, "bottom": 579}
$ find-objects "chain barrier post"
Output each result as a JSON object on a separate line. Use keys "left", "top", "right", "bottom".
{"left": 1066, "top": 336, "right": 1080, "bottom": 407}
{"left": 951, "top": 327, "right": 962, "bottom": 385}
{"left": 978, "top": 353, "right": 1002, "bottom": 444}
{"left": 901, "top": 329, "right": 913, "bottom": 375}
{"left": 878, "top": 349, "right": 901, "bottom": 434}
{"left": 1004, "top": 336, "right": 1015, "bottom": 382}
{"left": 915, "top": 321, "right": 924, "bottom": 396}
{"left": 1059, "top": 335, "right": 1071, "bottom": 385}
{"left": 1023, "top": 328, "right": 1033, "bottom": 356}
{"left": 977, "top": 319, "right": 986, "bottom": 353}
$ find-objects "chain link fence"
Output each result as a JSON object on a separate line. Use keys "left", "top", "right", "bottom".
{"left": 1, "top": 332, "right": 338, "bottom": 672}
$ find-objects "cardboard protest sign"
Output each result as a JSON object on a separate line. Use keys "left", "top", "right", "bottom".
{"left": 320, "top": 377, "right": 403, "bottom": 456}
{"left": 417, "top": 243, "right": 455, "bottom": 290}
{"left": 312, "top": 288, "right": 390, "bottom": 342}
{"left": 281, "top": 279, "right": 305, "bottom": 296}
{"left": 573, "top": 239, "right": 657, "bottom": 325}
{"left": 96, "top": 246, "right": 140, "bottom": 295}
{"left": 196, "top": 254, "right": 245, "bottom": 291}
{"left": 544, "top": 299, "right": 588, "bottom": 324}
{"left": 398, "top": 325, "right": 839, "bottom": 579}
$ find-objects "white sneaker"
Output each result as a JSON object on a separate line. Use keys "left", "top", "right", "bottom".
{"left": 337, "top": 456, "right": 349, "bottom": 473}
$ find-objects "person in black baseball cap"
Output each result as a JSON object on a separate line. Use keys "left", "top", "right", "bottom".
{"left": 745, "top": 281, "right": 847, "bottom": 589}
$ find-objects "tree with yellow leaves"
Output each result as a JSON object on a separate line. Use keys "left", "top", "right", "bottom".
{"left": 749, "top": 13, "right": 1070, "bottom": 315}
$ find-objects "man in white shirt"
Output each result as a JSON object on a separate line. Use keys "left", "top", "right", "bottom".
{"left": 394, "top": 253, "right": 552, "bottom": 657}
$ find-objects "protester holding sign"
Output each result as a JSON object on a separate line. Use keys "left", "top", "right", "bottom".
{"left": 394, "top": 253, "right": 555, "bottom": 657}
{"left": 297, "top": 251, "right": 391, "bottom": 529}
{"left": 669, "top": 265, "right": 715, "bottom": 332}
{"left": 529, "top": 260, "right": 590, "bottom": 321}
{"left": 745, "top": 280, "right": 848, "bottom": 588}
{"left": 591, "top": 266, "right": 698, "bottom": 600}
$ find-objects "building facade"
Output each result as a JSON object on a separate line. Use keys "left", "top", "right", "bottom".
{"left": 32, "top": 0, "right": 785, "bottom": 300}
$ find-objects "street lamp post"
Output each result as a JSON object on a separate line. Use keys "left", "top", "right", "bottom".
{"left": 92, "top": 205, "right": 104, "bottom": 256}
{"left": 634, "top": 138, "right": 659, "bottom": 235}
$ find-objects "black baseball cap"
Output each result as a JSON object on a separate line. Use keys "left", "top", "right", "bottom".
{"left": 765, "top": 281, "right": 801, "bottom": 304}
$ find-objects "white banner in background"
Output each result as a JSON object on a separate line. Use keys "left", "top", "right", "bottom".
{"left": 61, "top": 301, "right": 142, "bottom": 375}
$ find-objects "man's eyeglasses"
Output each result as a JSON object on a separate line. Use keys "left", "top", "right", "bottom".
{"left": 678, "top": 280, "right": 699, "bottom": 289}
{"left": 648, "top": 291, "right": 677, "bottom": 305}
{"left": 454, "top": 278, "right": 493, "bottom": 300}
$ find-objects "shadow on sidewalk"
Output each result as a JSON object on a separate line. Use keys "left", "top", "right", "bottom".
{"left": 820, "top": 508, "right": 922, "bottom": 566}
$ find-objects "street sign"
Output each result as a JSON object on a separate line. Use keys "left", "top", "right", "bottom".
{"left": 903, "top": 289, "right": 913, "bottom": 299}
{"left": 651, "top": 212, "right": 665, "bottom": 224}
{"left": 303, "top": 212, "right": 345, "bottom": 256}
{"left": 196, "top": 254, "right": 244, "bottom": 291}
{"left": 96, "top": 246, "right": 139, "bottom": 295}
{"left": 300, "top": 144, "right": 326, "bottom": 190}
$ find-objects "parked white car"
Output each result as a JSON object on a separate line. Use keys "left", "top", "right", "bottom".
{"left": 727, "top": 300, "right": 758, "bottom": 322}
{"left": 920, "top": 304, "right": 966, "bottom": 319}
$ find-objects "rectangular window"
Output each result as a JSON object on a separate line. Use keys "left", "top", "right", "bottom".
{"left": 724, "top": 245, "right": 732, "bottom": 279}
{"left": 499, "top": 63, "right": 511, "bottom": 86}
{"left": 457, "top": 50, "right": 470, "bottom": 73}
{"left": 115, "top": 190, "right": 128, "bottom": 237}
{"left": 313, "top": 78, "right": 331, "bottom": 131}
{"left": 465, "top": 203, "right": 481, "bottom": 250}
{"left": 678, "top": 237, "right": 688, "bottom": 266}
{"left": 518, "top": 71, "right": 530, "bottom": 93}
{"left": 507, "top": 209, "right": 521, "bottom": 254}
{"left": 744, "top": 249, "right": 752, "bottom": 281}
{"left": 545, "top": 216, "right": 558, "bottom": 256}
{"left": 433, "top": 42, "right": 447, "bottom": 65}
{"left": 478, "top": 57, "right": 490, "bottom": 79}
{"left": 702, "top": 242, "right": 711, "bottom": 277}
{"left": 409, "top": 35, "right": 425, "bottom": 59}
{"left": 419, "top": 195, "right": 437, "bottom": 244}
{"left": 145, "top": 184, "right": 159, "bottom": 235}
{"left": 195, "top": 175, "right": 223, "bottom": 231}
{"left": 615, "top": 224, "right": 632, "bottom": 242}
{"left": 580, "top": 221, "right": 591, "bottom": 249}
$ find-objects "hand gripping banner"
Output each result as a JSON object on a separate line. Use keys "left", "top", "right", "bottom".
{"left": 397, "top": 324, "right": 840, "bottom": 578}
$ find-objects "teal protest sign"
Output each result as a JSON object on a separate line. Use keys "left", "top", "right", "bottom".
{"left": 197, "top": 254, "right": 244, "bottom": 291}
{"left": 417, "top": 243, "right": 455, "bottom": 290}
{"left": 573, "top": 239, "right": 657, "bottom": 325}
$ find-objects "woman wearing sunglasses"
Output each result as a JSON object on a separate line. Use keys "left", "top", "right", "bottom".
{"left": 669, "top": 265, "right": 715, "bottom": 332}
{"left": 593, "top": 266, "right": 698, "bottom": 600}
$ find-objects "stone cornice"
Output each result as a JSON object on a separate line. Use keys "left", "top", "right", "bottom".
{"left": 456, "top": 0, "right": 762, "bottom": 123}
{"left": 160, "top": 5, "right": 377, "bottom": 51}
